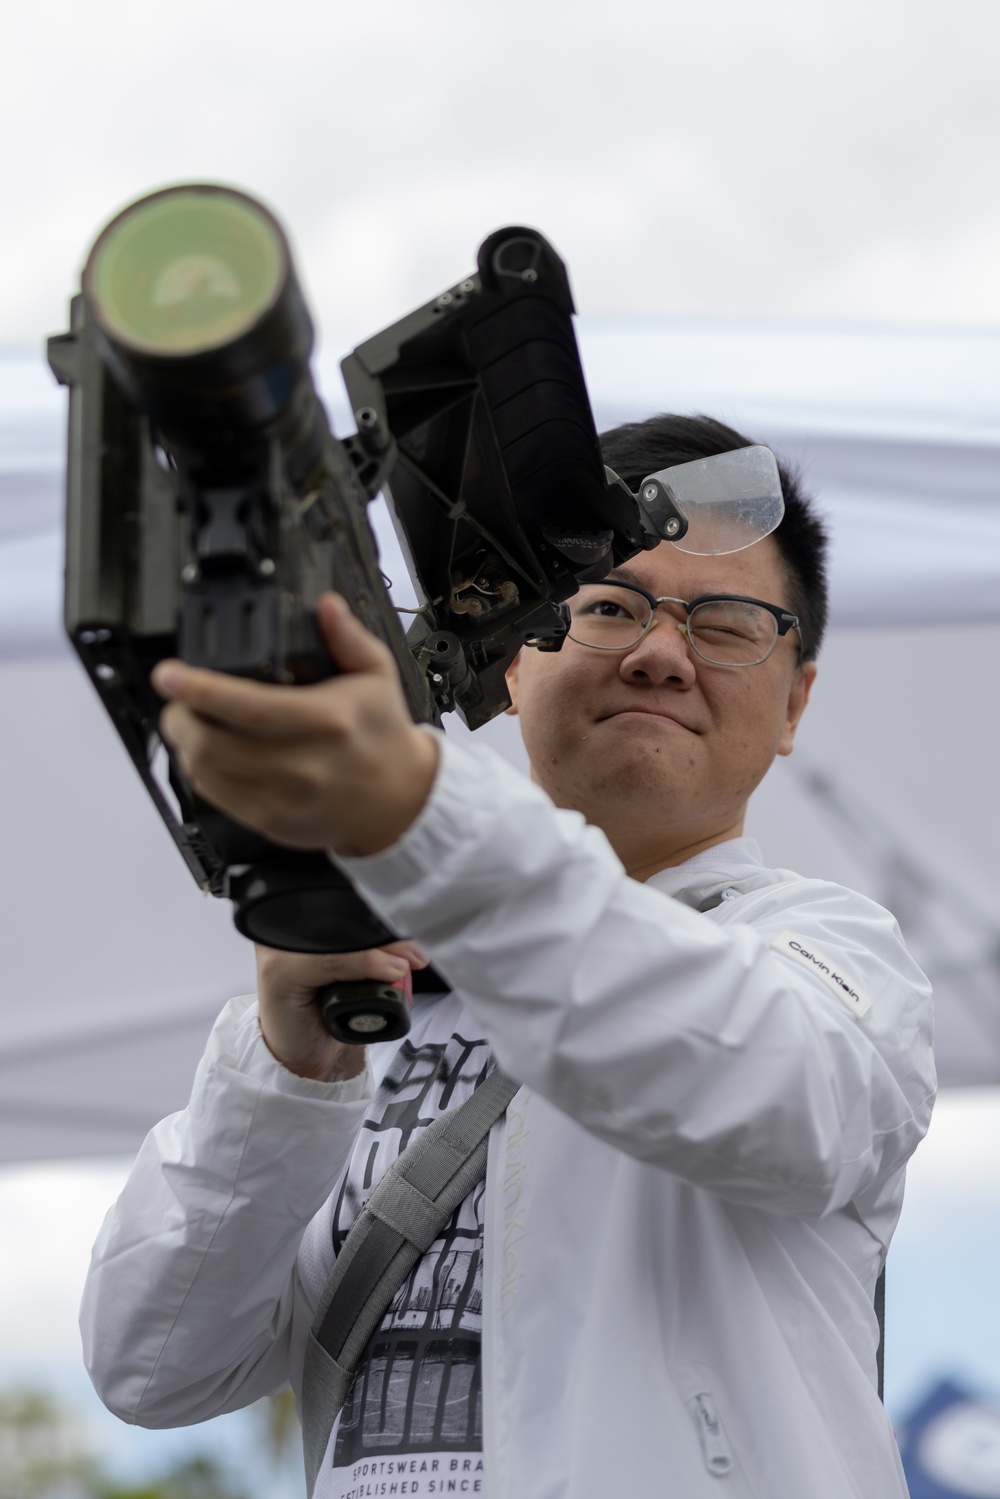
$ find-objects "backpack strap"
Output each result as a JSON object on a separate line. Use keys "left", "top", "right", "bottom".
{"left": 301, "top": 1065, "right": 521, "bottom": 1495}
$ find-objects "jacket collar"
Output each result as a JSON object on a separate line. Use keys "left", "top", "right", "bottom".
{"left": 645, "top": 837, "right": 768, "bottom": 907}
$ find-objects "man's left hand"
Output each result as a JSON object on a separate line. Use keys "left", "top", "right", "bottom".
{"left": 152, "top": 593, "right": 440, "bottom": 857}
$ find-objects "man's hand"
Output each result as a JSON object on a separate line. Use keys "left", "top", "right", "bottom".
{"left": 151, "top": 593, "right": 439, "bottom": 856}
{"left": 255, "top": 940, "right": 429, "bottom": 1081}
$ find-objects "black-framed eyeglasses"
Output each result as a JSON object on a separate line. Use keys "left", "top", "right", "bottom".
{"left": 565, "top": 581, "right": 800, "bottom": 667}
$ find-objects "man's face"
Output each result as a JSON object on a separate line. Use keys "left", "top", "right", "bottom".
{"left": 505, "top": 536, "right": 816, "bottom": 874}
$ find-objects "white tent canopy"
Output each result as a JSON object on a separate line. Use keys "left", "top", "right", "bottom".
{"left": 2, "top": 321, "right": 999, "bottom": 1163}
{"left": 5, "top": 322, "right": 1000, "bottom": 659}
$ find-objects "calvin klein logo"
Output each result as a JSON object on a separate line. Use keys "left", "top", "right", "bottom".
{"left": 787, "top": 940, "right": 862, "bottom": 1004}
{"left": 772, "top": 930, "right": 874, "bottom": 1017}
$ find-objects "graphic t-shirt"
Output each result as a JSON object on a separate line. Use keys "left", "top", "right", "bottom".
{"left": 325, "top": 996, "right": 490, "bottom": 1499}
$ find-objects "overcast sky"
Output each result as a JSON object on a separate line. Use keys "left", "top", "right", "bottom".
{"left": 4, "top": 0, "right": 1000, "bottom": 357}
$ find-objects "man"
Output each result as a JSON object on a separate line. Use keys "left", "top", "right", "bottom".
{"left": 82, "top": 416, "right": 934, "bottom": 1498}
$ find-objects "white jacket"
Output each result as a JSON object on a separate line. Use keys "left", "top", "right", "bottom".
{"left": 82, "top": 734, "right": 935, "bottom": 1498}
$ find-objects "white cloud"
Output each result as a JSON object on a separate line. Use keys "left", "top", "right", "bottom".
{"left": 6, "top": 0, "right": 1000, "bottom": 352}
{"left": 0, "top": 1160, "right": 130, "bottom": 1377}
{"left": 899, "top": 1089, "right": 1000, "bottom": 1206}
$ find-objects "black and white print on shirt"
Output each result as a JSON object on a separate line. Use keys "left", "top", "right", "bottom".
{"left": 330, "top": 1027, "right": 492, "bottom": 1468}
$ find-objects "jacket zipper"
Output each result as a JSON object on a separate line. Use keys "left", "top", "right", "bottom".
{"left": 694, "top": 1394, "right": 735, "bottom": 1476}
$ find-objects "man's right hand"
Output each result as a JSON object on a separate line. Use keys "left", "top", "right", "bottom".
{"left": 254, "top": 941, "right": 429, "bottom": 1082}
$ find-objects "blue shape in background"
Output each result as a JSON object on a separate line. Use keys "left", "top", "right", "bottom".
{"left": 899, "top": 1377, "right": 1000, "bottom": 1498}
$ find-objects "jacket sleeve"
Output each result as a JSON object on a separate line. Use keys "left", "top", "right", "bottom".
{"left": 337, "top": 733, "right": 935, "bottom": 1219}
{"left": 80, "top": 994, "right": 372, "bottom": 1427}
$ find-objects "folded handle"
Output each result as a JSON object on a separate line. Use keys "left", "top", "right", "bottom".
{"left": 316, "top": 971, "right": 413, "bottom": 1045}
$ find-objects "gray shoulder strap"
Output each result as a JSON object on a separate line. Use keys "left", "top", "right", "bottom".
{"left": 301, "top": 1065, "right": 521, "bottom": 1495}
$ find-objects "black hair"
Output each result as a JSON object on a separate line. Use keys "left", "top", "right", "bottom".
{"left": 599, "top": 413, "right": 829, "bottom": 662}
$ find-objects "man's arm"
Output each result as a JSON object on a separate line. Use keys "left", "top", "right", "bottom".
{"left": 81, "top": 942, "right": 422, "bottom": 1427}
{"left": 334, "top": 732, "right": 935, "bottom": 1218}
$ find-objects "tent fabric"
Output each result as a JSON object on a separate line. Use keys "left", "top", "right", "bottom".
{"left": 2, "top": 323, "right": 999, "bottom": 1163}
{"left": 6, "top": 322, "right": 1000, "bottom": 660}
{"left": 577, "top": 322, "right": 1000, "bottom": 630}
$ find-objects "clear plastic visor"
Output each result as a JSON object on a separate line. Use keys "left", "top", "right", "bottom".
{"left": 648, "top": 445, "right": 784, "bottom": 556}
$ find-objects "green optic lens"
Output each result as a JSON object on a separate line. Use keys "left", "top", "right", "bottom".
{"left": 86, "top": 188, "right": 286, "bottom": 356}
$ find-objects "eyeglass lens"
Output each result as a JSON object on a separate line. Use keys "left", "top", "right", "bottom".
{"left": 567, "top": 585, "right": 779, "bottom": 665}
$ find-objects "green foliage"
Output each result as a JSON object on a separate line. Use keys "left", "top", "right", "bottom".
{"left": 0, "top": 1388, "right": 256, "bottom": 1499}
{"left": 0, "top": 1387, "right": 98, "bottom": 1498}
{"left": 90, "top": 1454, "right": 249, "bottom": 1499}
{"left": 253, "top": 1390, "right": 299, "bottom": 1473}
